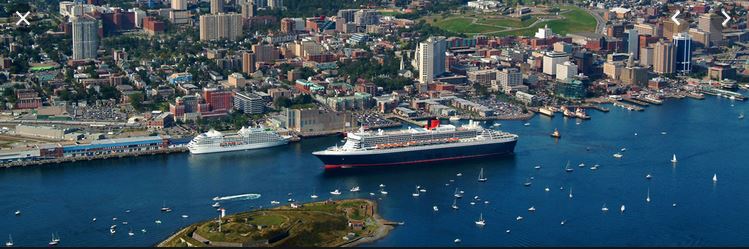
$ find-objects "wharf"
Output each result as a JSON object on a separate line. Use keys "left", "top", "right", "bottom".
{"left": 611, "top": 101, "right": 644, "bottom": 111}
{"left": 2, "top": 147, "right": 188, "bottom": 168}
{"left": 621, "top": 97, "right": 649, "bottom": 106}
{"left": 686, "top": 93, "right": 705, "bottom": 100}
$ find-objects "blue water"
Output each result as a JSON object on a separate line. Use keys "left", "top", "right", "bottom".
{"left": 1, "top": 95, "right": 748, "bottom": 246}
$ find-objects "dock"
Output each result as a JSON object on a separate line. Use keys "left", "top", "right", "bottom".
{"left": 686, "top": 93, "right": 705, "bottom": 100}
{"left": 621, "top": 97, "right": 649, "bottom": 106}
{"left": 635, "top": 97, "right": 663, "bottom": 105}
{"left": 611, "top": 101, "right": 644, "bottom": 111}
{"left": 2, "top": 147, "right": 188, "bottom": 168}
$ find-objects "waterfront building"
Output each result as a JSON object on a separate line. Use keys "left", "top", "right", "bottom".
{"left": 556, "top": 61, "right": 578, "bottom": 81}
{"left": 627, "top": 29, "right": 639, "bottom": 60}
{"left": 201, "top": 87, "right": 234, "bottom": 117}
{"left": 199, "top": 13, "right": 243, "bottom": 41}
{"left": 467, "top": 69, "right": 497, "bottom": 86}
{"left": 698, "top": 12, "right": 723, "bottom": 46}
{"left": 284, "top": 108, "right": 355, "bottom": 134}
{"left": 653, "top": 40, "right": 675, "bottom": 74}
{"left": 71, "top": 15, "right": 98, "bottom": 60}
{"left": 555, "top": 79, "right": 586, "bottom": 100}
{"left": 603, "top": 61, "right": 624, "bottom": 80}
{"left": 495, "top": 68, "right": 522, "bottom": 92}
{"left": 416, "top": 36, "right": 447, "bottom": 86}
{"left": 234, "top": 92, "right": 266, "bottom": 115}
{"left": 673, "top": 33, "right": 692, "bottom": 75}
{"left": 639, "top": 46, "right": 654, "bottom": 67}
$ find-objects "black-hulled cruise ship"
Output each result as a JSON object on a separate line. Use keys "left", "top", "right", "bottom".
{"left": 312, "top": 120, "right": 518, "bottom": 170}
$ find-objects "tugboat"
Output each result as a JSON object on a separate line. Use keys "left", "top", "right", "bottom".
{"left": 550, "top": 128, "right": 561, "bottom": 138}
{"left": 561, "top": 106, "right": 576, "bottom": 118}
{"left": 575, "top": 108, "right": 590, "bottom": 120}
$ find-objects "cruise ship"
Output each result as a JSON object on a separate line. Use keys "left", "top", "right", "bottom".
{"left": 313, "top": 120, "right": 518, "bottom": 170}
{"left": 187, "top": 127, "right": 289, "bottom": 154}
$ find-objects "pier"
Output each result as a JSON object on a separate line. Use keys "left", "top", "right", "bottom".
{"left": 611, "top": 101, "right": 644, "bottom": 111}
{"left": 621, "top": 97, "right": 649, "bottom": 106}
{"left": 635, "top": 97, "right": 663, "bottom": 105}
{"left": 2, "top": 147, "right": 188, "bottom": 169}
{"left": 686, "top": 93, "right": 705, "bottom": 100}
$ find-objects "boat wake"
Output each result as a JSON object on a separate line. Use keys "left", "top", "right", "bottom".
{"left": 212, "top": 193, "right": 261, "bottom": 201}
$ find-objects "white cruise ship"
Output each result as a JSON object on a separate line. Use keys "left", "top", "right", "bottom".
{"left": 187, "top": 127, "right": 289, "bottom": 154}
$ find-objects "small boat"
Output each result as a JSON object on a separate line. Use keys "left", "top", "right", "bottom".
{"left": 125, "top": 210, "right": 131, "bottom": 213}
{"left": 601, "top": 203, "right": 609, "bottom": 212}
{"left": 671, "top": 154, "right": 678, "bottom": 163}
{"left": 646, "top": 188, "right": 651, "bottom": 203}
{"left": 516, "top": 216, "right": 523, "bottom": 221}
{"left": 211, "top": 202, "right": 220, "bottom": 208}
{"left": 110, "top": 225, "right": 117, "bottom": 229}
{"left": 528, "top": 206, "right": 536, "bottom": 212}
{"left": 122, "top": 221, "right": 128, "bottom": 225}
{"left": 92, "top": 218, "right": 96, "bottom": 222}
{"left": 506, "top": 229, "right": 511, "bottom": 233}
{"left": 270, "top": 201, "right": 280, "bottom": 205}
{"left": 449, "top": 116, "right": 461, "bottom": 121}
{"left": 493, "top": 123, "right": 501, "bottom": 127}
{"left": 330, "top": 189, "right": 342, "bottom": 195}
{"left": 419, "top": 188, "right": 427, "bottom": 193}
{"left": 550, "top": 128, "right": 561, "bottom": 138}
{"left": 613, "top": 153, "right": 623, "bottom": 158}
{"left": 52, "top": 234, "right": 60, "bottom": 243}
{"left": 369, "top": 192, "right": 375, "bottom": 196}
{"left": 590, "top": 164, "right": 599, "bottom": 170}
{"left": 13, "top": 211, "right": 19, "bottom": 216}
{"left": 568, "top": 188, "right": 573, "bottom": 199}
{"left": 560, "top": 219, "right": 566, "bottom": 225}
{"left": 484, "top": 201, "right": 489, "bottom": 204}
{"left": 128, "top": 230, "right": 134, "bottom": 236}
{"left": 379, "top": 184, "right": 385, "bottom": 188}
{"left": 469, "top": 202, "right": 476, "bottom": 205}
{"left": 48, "top": 234, "right": 58, "bottom": 246}
{"left": 6, "top": 234, "right": 13, "bottom": 247}
{"left": 672, "top": 203, "right": 677, "bottom": 207}
{"left": 475, "top": 213, "right": 486, "bottom": 226}
{"left": 456, "top": 173, "right": 463, "bottom": 177}
{"left": 412, "top": 186, "right": 420, "bottom": 197}
{"left": 534, "top": 165, "right": 541, "bottom": 170}
{"left": 713, "top": 174, "right": 718, "bottom": 182}
{"left": 739, "top": 113, "right": 745, "bottom": 119}
{"left": 451, "top": 199, "right": 459, "bottom": 210}
{"left": 564, "top": 161, "right": 573, "bottom": 172}
{"left": 524, "top": 123, "right": 531, "bottom": 126}
{"left": 544, "top": 187, "right": 550, "bottom": 192}
{"left": 523, "top": 178, "right": 532, "bottom": 187}
{"left": 620, "top": 204, "right": 626, "bottom": 213}
{"left": 110, "top": 229, "right": 116, "bottom": 235}
{"left": 349, "top": 186, "right": 360, "bottom": 192}
{"left": 578, "top": 163, "right": 585, "bottom": 168}
{"left": 112, "top": 217, "right": 118, "bottom": 221}
{"left": 287, "top": 198, "right": 295, "bottom": 203}
{"left": 141, "top": 229, "right": 147, "bottom": 233}
{"left": 635, "top": 132, "right": 638, "bottom": 136}
{"left": 454, "top": 238, "right": 461, "bottom": 243}
{"left": 380, "top": 190, "right": 388, "bottom": 195}
{"left": 181, "top": 214, "right": 189, "bottom": 218}
{"left": 160, "top": 201, "right": 172, "bottom": 212}
{"left": 661, "top": 131, "right": 667, "bottom": 135}
{"left": 453, "top": 188, "right": 463, "bottom": 198}
{"left": 154, "top": 220, "right": 162, "bottom": 224}
{"left": 645, "top": 174, "right": 652, "bottom": 180}
{"left": 620, "top": 148, "right": 626, "bottom": 152}
{"left": 433, "top": 206, "right": 439, "bottom": 212}
{"left": 478, "top": 168, "right": 487, "bottom": 182}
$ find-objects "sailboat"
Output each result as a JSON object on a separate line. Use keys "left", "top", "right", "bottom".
{"left": 523, "top": 178, "right": 532, "bottom": 186}
{"left": 128, "top": 229, "right": 135, "bottom": 236}
{"left": 13, "top": 211, "right": 19, "bottom": 216}
{"left": 453, "top": 188, "right": 463, "bottom": 198}
{"left": 528, "top": 206, "right": 536, "bottom": 212}
{"left": 451, "top": 199, "right": 459, "bottom": 210}
{"left": 433, "top": 206, "right": 439, "bottom": 212}
{"left": 48, "top": 234, "right": 58, "bottom": 246}
{"left": 564, "top": 161, "right": 573, "bottom": 172}
{"left": 211, "top": 202, "right": 221, "bottom": 208}
{"left": 160, "top": 201, "right": 172, "bottom": 212}
{"left": 475, "top": 213, "right": 486, "bottom": 226}
{"left": 349, "top": 186, "right": 360, "bottom": 192}
{"left": 412, "top": 186, "right": 420, "bottom": 197}
{"left": 5, "top": 235, "right": 12, "bottom": 247}
{"left": 478, "top": 168, "right": 487, "bottom": 182}
{"left": 620, "top": 204, "right": 626, "bottom": 213}
{"left": 310, "top": 188, "right": 319, "bottom": 199}
{"left": 739, "top": 112, "right": 744, "bottom": 119}
{"left": 645, "top": 173, "right": 652, "bottom": 180}
{"left": 568, "top": 188, "right": 573, "bottom": 199}
{"left": 646, "top": 188, "right": 651, "bottom": 203}
{"left": 330, "top": 189, "right": 342, "bottom": 195}
{"left": 713, "top": 174, "right": 718, "bottom": 182}
{"left": 601, "top": 203, "right": 609, "bottom": 212}
{"left": 671, "top": 154, "right": 678, "bottom": 163}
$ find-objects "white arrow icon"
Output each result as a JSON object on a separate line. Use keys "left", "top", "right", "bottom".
{"left": 721, "top": 8, "right": 731, "bottom": 27}
{"left": 15, "top": 11, "right": 30, "bottom": 26}
{"left": 671, "top": 10, "right": 680, "bottom": 26}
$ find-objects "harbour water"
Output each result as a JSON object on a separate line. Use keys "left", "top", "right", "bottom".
{"left": 1, "top": 94, "right": 748, "bottom": 246}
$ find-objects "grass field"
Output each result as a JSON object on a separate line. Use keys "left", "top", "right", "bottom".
{"left": 427, "top": 5, "right": 596, "bottom": 36}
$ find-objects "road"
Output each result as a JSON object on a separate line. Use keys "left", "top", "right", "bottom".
{"left": 584, "top": 8, "right": 605, "bottom": 34}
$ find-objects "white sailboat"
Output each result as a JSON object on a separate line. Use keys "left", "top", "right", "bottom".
{"left": 13, "top": 211, "right": 19, "bottom": 216}
{"left": 478, "top": 168, "right": 487, "bottom": 182}
{"left": 564, "top": 161, "right": 573, "bottom": 172}
{"left": 451, "top": 199, "right": 459, "bottom": 210}
{"left": 211, "top": 202, "right": 221, "bottom": 208}
{"left": 412, "top": 186, "right": 420, "bottom": 197}
{"left": 128, "top": 229, "right": 135, "bottom": 236}
{"left": 528, "top": 206, "right": 536, "bottom": 212}
{"left": 48, "top": 234, "right": 58, "bottom": 246}
{"left": 330, "top": 189, "right": 342, "bottom": 195}
{"left": 568, "top": 188, "right": 573, "bottom": 199}
{"left": 671, "top": 154, "right": 678, "bottom": 163}
{"left": 475, "top": 213, "right": 486, "bottom": 226}
{"left": 433, "top": 206, "right": 439, "bottom": 212}
{"left": 713, "top": 174, "right": 718, "bottom": 182}
{"left": 454, "top": 188, "right": 463, "bottom": 198}
{"left": 620, "top": 204, "right": 626, "bottom": 213}
{"left": 646, "top": 188, "right": 651, "bottom": 203}
{"left": 5, "top": 234, "right": 12, "bottom": 247}
{"left": 645, "top": 173, "right": 652, "bottom": 180}
{"left": 350, "top": 186, "right": 360, "bottom": 192}
{"left": 310, "top": 188, "right": 319, "bottom": 199}
{"left": 601, "top": 203, "right": 609, "bottom": 212}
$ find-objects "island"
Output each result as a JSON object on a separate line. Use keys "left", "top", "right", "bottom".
{"left": 157, "top": 199, "right": 395, "bottom": 247}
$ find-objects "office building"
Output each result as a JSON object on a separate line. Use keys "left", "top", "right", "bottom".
{"left": 627, "top": 29, "right": 639, "bottom": 60}
{"left": 542, "top": 51, "right": 568, "bottom": 75}
{"left": 234, "top": 92, "right": 266, "bottom": 114}
{"left": 673, "top": 32, "right": 692, "bottom": 74}
{"left": 242, "top": 51, "right": 256, "bottom": 74}
{"left": 252, "top": 44, "right": 280, "bottom": 63}
{"left": 210, "top": 0, "right": 224, "bottom": 14}
{"left": 199, "top": 13, "right": 243, "bottom": 41}
{"left": 240, "top": 0, "right": 255, "bottom": 18}
{"left": 171, "top": 0, "right": 187, "bottom": 10}
{"left": 698, "top": 12, "right": 723, "bottom": 46}
{"left": 72, "top": 15, "right": 98, "bottom": 60}
{"left": 556, "top": 61, "right": 578, "bottom": 81}
{"left": 653, "top": 40, "right": 675, "bottom": 74}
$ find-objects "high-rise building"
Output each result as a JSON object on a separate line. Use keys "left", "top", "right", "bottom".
{"left": 653, "top": 40, "right": 675, "bottom": 74}
{"left": 673, "top": 32, "right": 692, "bottom": 74}
{"left": 280, "top": 18, "right": 295, "bottom": 33}
{"left": 416, "top": 36, "right": 447, "bottom": 85}
{"left": 72, "top": 15, "right": 99, "bottom": 60}
{"left": 556, "top": 61, "right": 578, "bottom": 81}
{"left": 252, "top": 44, "right": 280, "bottom": 63}
{"left": 242, "top": 51, "right": 256, "bottom": 74}
{"left": 698, "top": 12, "right": 723, "bottom": 46}
{"left": 639, "top": 46, "right": 654, "bottom": 67}
{"left": 268, "top": 0, "right": 283, "bottom": 9}
{"left": 627, "top": 29, "right": 639, "bottom": 60}
{"left": 199, "top": 13, "right": 243, "bottom": 41}
{"left": 337, "top": 9, "right": 357, "bottom": 23}
{"left": 496, "top": 68, "right": 522, "bottom": 90}
{"left": 542, "top": 51, "right": 568, "bottom": 75}
{"left": 171, "top": 0, "right": 187, "bottom": 10}
{"left": 572, "top": 51, "right": 593, "bottom": 75}
{"left": 234, "top": 92, "right": 265, "bottom": 114}
{"left": 663, "top": 19, "right": 687, "bottom": 41}
{"left": 354, "top": 9, "right": 380, "bottom": 26}
{"left": 210, "top": 0, "right": 224, "bottom": 14}
{"left": 240, "top": 0, "right": 255, "bottom": 18}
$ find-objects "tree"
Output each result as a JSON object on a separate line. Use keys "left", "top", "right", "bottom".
{"left": 129, "top": 92, "right": 145, "bottom": 112}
